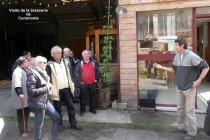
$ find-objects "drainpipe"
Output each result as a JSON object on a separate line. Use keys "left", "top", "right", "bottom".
{"left": 193, "top": 8, "right": 198, "bottom": 109}
{"left": 116, "top": 0, "right": 121, "bottom": 103}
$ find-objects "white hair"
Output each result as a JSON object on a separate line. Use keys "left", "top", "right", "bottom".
{"left": 33, "top": 56, "right": 47, "bottom": 71}
{"left": 63, "top": 47, "right": 70, "bottom": 52}
{"left": 51, "top": 46, "right": 62, "bottom": 57}
{"left": 82, "top": 50, "right": 89, "bottom": 56}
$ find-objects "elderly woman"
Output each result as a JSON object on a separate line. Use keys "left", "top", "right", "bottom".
{"left": 12, "top": 56, "right": 30, "bottom": 138}
{"left": 26, "top": 56, "right": 60, "bottom": 140}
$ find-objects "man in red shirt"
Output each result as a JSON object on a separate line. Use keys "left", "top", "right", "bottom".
{"left": 74, "top": 50, "right": 100, "bottom": 116}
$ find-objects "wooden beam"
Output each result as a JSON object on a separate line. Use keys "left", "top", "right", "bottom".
{"left": 95, "top": 29, "right": 117, "bottom": 35}
{"left": 86, "top": 30, "right": 96, "bottom": 36}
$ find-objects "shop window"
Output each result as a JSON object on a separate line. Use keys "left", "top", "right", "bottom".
{"left": 137, "top": 9, "right": 193, "bottom": 54}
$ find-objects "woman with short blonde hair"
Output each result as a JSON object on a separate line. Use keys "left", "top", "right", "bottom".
{"left": 26, "top": 56, "right": 60, "bottom": 140}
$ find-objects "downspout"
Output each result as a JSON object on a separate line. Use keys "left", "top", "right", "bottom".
{"left": 116, "top": 0, "right": 121, "bottom": 103}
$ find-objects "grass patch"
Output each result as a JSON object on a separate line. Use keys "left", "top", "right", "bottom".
{"left": 1, "top": 116, "right": 176, "bottom": 131}
{"left": 77, "top": 121, "right": 176, "bottom": 131}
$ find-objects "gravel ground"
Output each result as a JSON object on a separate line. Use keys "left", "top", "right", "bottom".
{"left": 0, "top": 117, "right": 209, "bottom": 140}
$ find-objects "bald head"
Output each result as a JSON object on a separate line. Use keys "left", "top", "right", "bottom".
{"left": 63, "top": 47, "right": 71, "bottom": 57}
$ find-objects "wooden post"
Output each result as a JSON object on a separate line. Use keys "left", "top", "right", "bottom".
{"left": 86, "top": 36, "right": 90, "bottom": 50}
{"left": 95, "top": 34, "right": 100, "bottom": 62}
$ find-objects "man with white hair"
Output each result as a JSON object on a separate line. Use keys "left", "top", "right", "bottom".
{"left": 74, "top": 50, "right": 100, "bottom": 116}
{"left": 68, "top": 50, "right": 80, "bottom": 98}
{"left": 63, "top": 47, "right": 79, "bottom": 102}
{"left": 46, "top": 46, "right": 83, "bottom": 133}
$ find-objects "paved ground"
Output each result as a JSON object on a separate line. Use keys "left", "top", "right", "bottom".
{"left": 0, "top": 83, "right": 210, "bottom": 140}
{"left": 0, "top": 116, "right": 210, "bottom": 140}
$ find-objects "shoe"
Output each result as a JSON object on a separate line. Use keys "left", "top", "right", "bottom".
{"left": 183, "top": 134, "right": 195, "bottom": 140}
{"left": 171, "top": 128, "right": 187, "bottom": 133}
{"left": 80, "top": 110, "right": 85, "bottom": 116}
{"left": 71, "top": 124, "right": 83, "bottom": 130}
{"left": 21, "top": 133, "right": 28, "bottom": 138}
{"left": 73, "top": 100, "right": 78, "bottom": 103}
{"left": 58, "top": 124, "right": 63, "bottom": 133}
{"left": 90, "top": 109, "right": 97, "bottom": 114}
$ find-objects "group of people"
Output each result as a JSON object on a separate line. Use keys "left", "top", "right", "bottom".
{"left": 11, "top": 46, "right": 100, "bottom": 140}
{"left": 11, "top": 38, "right": 210, "bottom": 140}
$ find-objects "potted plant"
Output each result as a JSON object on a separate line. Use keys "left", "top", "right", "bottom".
{"left": 96, "top": 0, "right": 114, "bottom": 109}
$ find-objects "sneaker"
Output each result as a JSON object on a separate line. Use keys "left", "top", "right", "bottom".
{"left": 183, "top": 134, "right": 195, "bottom": 140}
{"left": 171, "top": 128, "right": 187, "bottom": 133}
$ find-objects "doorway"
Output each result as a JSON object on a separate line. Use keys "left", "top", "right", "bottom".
{"left": 195, "top": 7, "right": 210, "bottom": 82}
{"left": 137, "top": 7, "right": 210, "bottom": 110}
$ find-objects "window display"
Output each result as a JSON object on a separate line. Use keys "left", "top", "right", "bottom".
{"left": 137, "top": 9, "right": 193, "bottom": 54}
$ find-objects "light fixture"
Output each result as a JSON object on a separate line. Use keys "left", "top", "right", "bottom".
{"left": 2, "top": 2, "right": 4, "bottom": 5}
{"left": 15, "top": 1, "right": 17, "bottom": 3}
{"left": 39, "top": 2, "right": 42, "bottom": 5}
{"left": 61, "top": 0, "right": 71, "bottom": 2}
{"left": 115, "top": 6, "right": 127, "bottom": 15}
{"left": 55, "top": 3, "right": 57, "bottom": 7}
{"left": 33, "top": 0, "right": 36, "bottom": 3}
{"left": 8, "top": 1, "right": 11, "bottom": 4}
{"left": 48, "top": 4, "right": 50, "bottom": 7}
{"left": 63, "top": 2, "right": 65, "bottom": 5}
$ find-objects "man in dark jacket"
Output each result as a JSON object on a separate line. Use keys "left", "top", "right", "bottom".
{"left": 63, "top": 48, "right": 79, "bottom": 102}
{"left": 74, "top": 50, "right": 100, "bottom": 116}
{"left": 69, "top": 50, "right": 80, "bottom": 98}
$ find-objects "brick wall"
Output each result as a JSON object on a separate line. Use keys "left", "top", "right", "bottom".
{"left": 118, "top": 0, "right": 210, "bottom": 109}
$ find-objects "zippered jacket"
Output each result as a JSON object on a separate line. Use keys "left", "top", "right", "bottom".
{"left": 46, "top": 58, "right": 75, "bottom": 101}
{"left": 74, "top": 58, "right": 100, "bottom": 87}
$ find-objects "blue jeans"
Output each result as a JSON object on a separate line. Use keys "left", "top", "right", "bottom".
{"left": 74, "top": 86, "right": 80, "bottom": 97}
{"left": 33, "top": 101, "right": 60, "bottom": 140}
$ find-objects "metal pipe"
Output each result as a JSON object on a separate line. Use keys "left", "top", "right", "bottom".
{"left": 116, "top": 0, "right": 121, "bottom": 103}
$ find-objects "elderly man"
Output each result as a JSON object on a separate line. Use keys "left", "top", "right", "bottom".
{"left": 74, "top": 50, "right": 100, "bottom": 116}
{"left": 46, "top": 46, "right": 83, "bottom": 133}
{"left": 63, "top": 47, "right": 78, "bottom": 102}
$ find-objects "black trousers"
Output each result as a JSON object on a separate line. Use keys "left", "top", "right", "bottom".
{"left": 16, "top": 107, "right": 30, "bottom": 134}
{"left": 80, "top": 83, "right": 96, "bottom": 111}
{"left": 53, "top": 88, "right": 77, "bottom": 126}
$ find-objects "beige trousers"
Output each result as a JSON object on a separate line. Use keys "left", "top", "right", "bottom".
{"left": 177, "top": 88, "right": 197, "bottom": 136}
